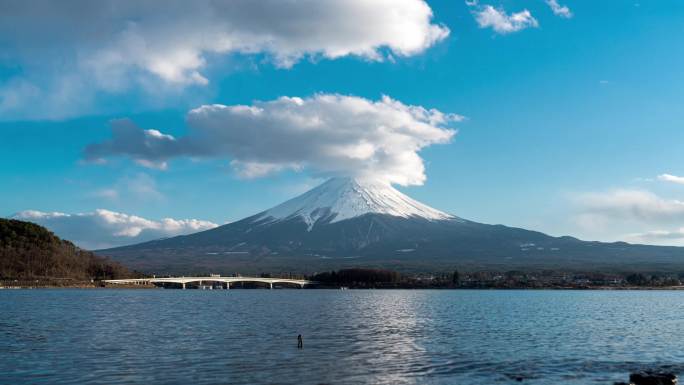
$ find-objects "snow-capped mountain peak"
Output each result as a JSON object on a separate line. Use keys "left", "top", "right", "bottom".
{"left": 256, "top": 177, "right": 454, "bottom": 230}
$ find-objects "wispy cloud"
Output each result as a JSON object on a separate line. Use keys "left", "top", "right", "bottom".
{"left": 92, "top": 188, "right": 119, "bottom": 201}
{"left": 658, "top": 173, "right": 684, "bottom": 185}
{"left": 468, "top": 2, "right": 538, "bottom": 34}
{"left": 627, "top": 228, "right": 684, "bottom": 243}
{"left": 91, "top": 173, "right": 164, "bottom": 203}
{"left": 545, "top": 0, "right": 573, "bottom": 18}
{"left": 574, "top": 189, "right": 684, "bottom": 224}
{"left": 570, "top": 187, "right": 684, "bottom": 245}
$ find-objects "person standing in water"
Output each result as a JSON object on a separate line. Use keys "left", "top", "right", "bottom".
{"left": 297, "top": 334, "right": 303, "bottom": 349}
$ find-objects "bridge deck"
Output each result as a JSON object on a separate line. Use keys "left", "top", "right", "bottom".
{"left": 103, "top": 276, "right": 312, "bottom": 288}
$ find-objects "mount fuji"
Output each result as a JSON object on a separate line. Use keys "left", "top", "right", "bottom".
{"left": 100, "top": 177, "right": 684, "bottom": 274}
{"left": 256, "top": 177, "right": 454, "bottom": 230}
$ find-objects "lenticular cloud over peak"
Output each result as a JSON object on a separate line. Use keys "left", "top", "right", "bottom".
{"left": 85, "top": 94, "right": 461, "bottom": 186}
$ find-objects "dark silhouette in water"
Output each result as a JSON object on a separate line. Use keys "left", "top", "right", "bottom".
{"left": 627, "top": 370, "right": 677, "bottom": 385}
{"left": 297, "top": 334, "right": 303, "bottom": 349}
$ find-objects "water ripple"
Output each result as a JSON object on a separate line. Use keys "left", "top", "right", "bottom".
{"left": 1, "top": 289, "right": 683, "bottom": 384}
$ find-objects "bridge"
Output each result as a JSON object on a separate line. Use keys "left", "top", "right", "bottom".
{"left": 103, "top": 276, "right": 312, "bottom": 289}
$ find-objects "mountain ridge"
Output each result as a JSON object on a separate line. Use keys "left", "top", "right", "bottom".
{"left": 99, "top": 178, "right": 684, "bottom": 274}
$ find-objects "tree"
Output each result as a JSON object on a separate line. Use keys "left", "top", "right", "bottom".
{"left": 0, "top": 218, "right": 136, "bottom": 281}
{"left": 452, "top": 270, "right": 460, "bottom": 285}
{"left": 625, "top": 273, "right": 649, "bottom": 286}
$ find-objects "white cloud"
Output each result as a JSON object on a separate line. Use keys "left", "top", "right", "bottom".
{"left": 574, "top": 189, "right": 684, "bottom": 224}
{"left": 545, "top": 0, "right": 573, "bottom": 18}
{"left": 625, "top": 226, "right": 684, "bottom": 247}
{"left": 470, "top": 4, "right": 538, "bottom": 34}
{"left": 0, "top": 0, "right": 448, "bottom": 120}
{"left": 658, "top": 173, "right": 684, "bottom": 185}
{"left": 12, "top": 209, "right": 218, "bottom": 250}
{"left": 570, "top": 188, "right": 684, "bottom": 246}
{"left": 84, "top": 94, "right": 461, "bottom": 186}
{"left": 627, "top": 228, "right": 684, "bottom": 244}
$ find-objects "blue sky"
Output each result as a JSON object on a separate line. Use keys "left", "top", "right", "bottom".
{"left": 3, "top": 0, "right": 684, "bottom": 248}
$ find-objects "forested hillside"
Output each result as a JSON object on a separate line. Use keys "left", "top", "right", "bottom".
{"left": 0, "top": 218, "right": 135, "bottom": 280}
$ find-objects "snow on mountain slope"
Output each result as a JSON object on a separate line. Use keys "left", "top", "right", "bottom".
{"left": 256, "top": 177, "right": 454, "bottom": 230}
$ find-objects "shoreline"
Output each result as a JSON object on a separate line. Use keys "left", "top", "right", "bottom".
{"left": 3, "top": 284, "right": 684, "bottom": 290}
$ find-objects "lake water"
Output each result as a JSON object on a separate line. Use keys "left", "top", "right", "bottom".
{"left": 1, "top": 289, "right": 683, "bottom": 384}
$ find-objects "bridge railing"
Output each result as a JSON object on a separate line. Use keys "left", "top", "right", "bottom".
{"left": 103, "top": 276, "right": 313, "bottom": 289}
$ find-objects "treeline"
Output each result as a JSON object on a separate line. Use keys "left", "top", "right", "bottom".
{"left": 309, "top": 268, "right": 404, "bottom": 287}
{"left": 624, "top": 273, "right": 681, "bottom": 287}
{"left": 0, "top": 219, "right": 136, "bottom": 281}
{"left": 303, "top": 268, "right": 684, "bottom": 289}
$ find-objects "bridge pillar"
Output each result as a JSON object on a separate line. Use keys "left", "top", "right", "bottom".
{"left": 269, "top": 282, "right": 273, "bottom": 290}
{"left": 182, "top": 283, "right": 186, "bottom": 290}
{"left": 226, "top": 282, "right": 230, "bottom": 290}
